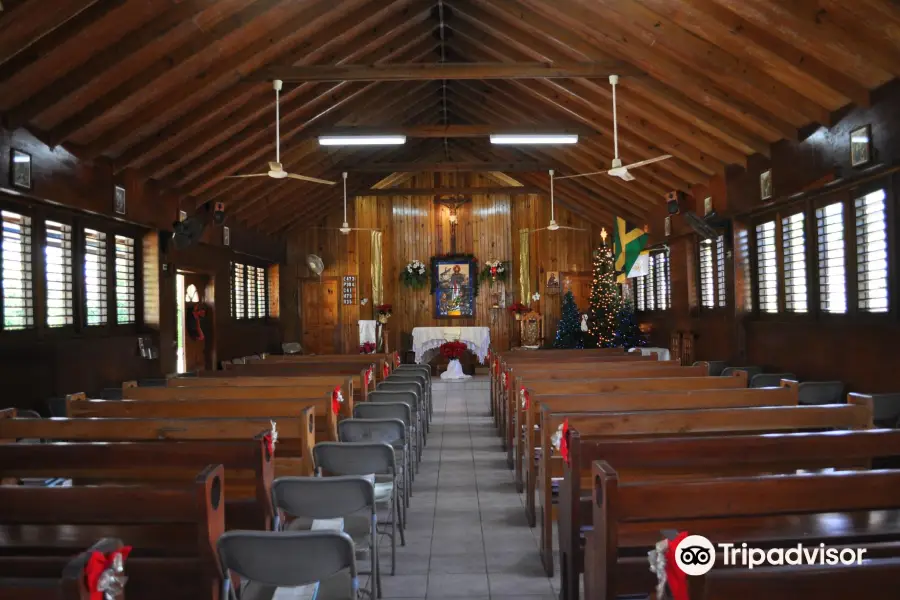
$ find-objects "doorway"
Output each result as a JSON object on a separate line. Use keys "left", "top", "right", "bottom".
{"left": 300, "top": 278, "right": 339, "bottom": 354}
{"left": 176, "top": 271, "right": 213, "bottom": 373}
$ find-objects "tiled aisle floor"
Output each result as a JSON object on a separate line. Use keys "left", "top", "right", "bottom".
{"left": 379, "top": 375, "right": 557, "bottom": 600}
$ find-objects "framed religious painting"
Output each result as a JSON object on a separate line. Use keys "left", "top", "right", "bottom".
{"left": 10, "top": 149, "right": 31, "bottom": 190}
{"left": 850, "top": 124, "right": 871, "bottom": 167}
{"left": 432, "top": 255, "right": 477, "bottom": 318}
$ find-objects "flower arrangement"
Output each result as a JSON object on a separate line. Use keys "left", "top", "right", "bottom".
{"left": 359, "top": 341, "right": 375, "bottom": 354}
{"left": 440, "top": 340, "right": 467, "bottom": 360}
{"left": 479, "top": 259, "right": 510, "bottom": 283}
{"left": 400, "top": 259, "right": 429, "bottom": 289}
{"left": 508, "top": 302, "right": 529, "bottom": 317}
{"left": 375, "top": 304, "right": 392, "bottom": 324}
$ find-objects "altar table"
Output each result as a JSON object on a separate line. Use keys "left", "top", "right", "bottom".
{"left": 412, "top": 326, "right": 491, "bottom": 364}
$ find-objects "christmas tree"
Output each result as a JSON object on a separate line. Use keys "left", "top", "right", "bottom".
{"left": 553, "top": 290, "right": 584, "bottom": 349}
{"left": 614, "top": 297, "right": 644, "bottom": 349}
{"left": 585, "top": 243, "right": 620, "bottom": 348}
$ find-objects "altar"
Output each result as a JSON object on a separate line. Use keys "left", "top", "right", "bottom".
{"left": 412, "top": 326, "right": 491, "bottom": 365}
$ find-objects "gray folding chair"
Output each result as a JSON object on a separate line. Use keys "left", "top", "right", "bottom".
{"left": 369, "top": 389, "right": 423, "bottom": 463}
{"left": 339, "top": 418, "right": 411, "bottom": 513}
{"left": 218, "top": 530, "right": 359, "bottom": 600}
{"left": 798, "top": 381, "right": 845, "bottom": 405}
{"left": 271, "top": 476, "right": 378, "bottom": 598}
{"left": 376, "top": 381, "right": 426, "bottom": 445}
{"left": 313, "top": 442, "right": 404, "bottom": 575}
{"left": 750, "top": 373, "right": 796, "bottom": 388}
{"left": 870, "top": 393, "right": 900, "bottom": 428}
{"left": 353, "top": 403, "right": 417, "bottom": 479}
{"left": 387, "top": 371, "right": 431, "bottom": 428}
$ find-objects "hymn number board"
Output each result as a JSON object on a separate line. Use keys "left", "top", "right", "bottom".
{"left": 342, "top": 275, "right": 356, "bottom": 305}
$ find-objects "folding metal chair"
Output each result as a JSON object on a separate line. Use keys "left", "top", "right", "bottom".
{"left": 369, "top": 389, "right": 422, "bottom": 463}
{"left": 339, "top": 417, "right": 411, "bottom": 514}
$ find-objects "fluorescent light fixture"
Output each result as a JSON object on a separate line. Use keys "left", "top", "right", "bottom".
{"left": 490, "top": 134, "right": 578, "bottom": 144}
{"left": 319, "top": 135, "right": 406, "bottom": 146}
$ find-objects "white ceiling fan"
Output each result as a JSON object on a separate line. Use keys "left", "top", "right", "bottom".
{"left": 225, "top": 80, "right": 336, "bottom": 186}
{"left": 528, "top": 170, "right": 586, "bottom": 234}
{"left": 312, "top": 172, "right": 382, "bottom": 235}
{"left": 555, "top": 74, "right": 672, "bottom": 183}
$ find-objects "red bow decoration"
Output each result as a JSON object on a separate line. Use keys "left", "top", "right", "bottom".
{"left": 383, "top": 363, "right": 389, "bottom": 378}
{"left": 395, "top": 354, "right": 400, "bottom": 367}
{"left": 521, "top": 387, "right": 530, "bottom": 410}
{"left": 85, "top": 547, "right": 132, "bottom": 600}
{"left": 490, "top": 265, "right": 498, "bottom": 277}
{"left": 560, "top": 419, "right": 570, "bottom": 465}
{"left": 365, "top": 367, "right": 373, "bottom": 386}
{"left": 666, "top": 531, "right": 690, "bottom": 600}
{"left": 332, "top": 386, "right": 343, "bottom": 416}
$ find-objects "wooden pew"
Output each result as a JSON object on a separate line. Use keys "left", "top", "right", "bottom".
{"left": 120, "top": 380, "right": 355, "bottom": 420}
{"left": 561, "top": 428, "right": 900, "bottom": 600}
{"left": 216, "top": 361, "right": 385, "bottom": 398}
{"left": 0, "top": 413, "right": 316, "bottom": 477}
{"left": 0, "top": 438, "right": 273, "bottom": 531}
{"left": 588, "top": 462, "right": 900, "bottom": 600}
{"left": 164, "top": 372, "right": 376, "bottom": 404}
{"left": 515, "top": 371, "right": 750, "bottom": 494}
{"left": 537, "top": 399, "right": 873, "bottom": 576}
{"left": 500, "top": 363, "right": 708, "bottom": 458}
{"left": 0, "top": 538, "right": 122, "bottom": 600}
{"left": 0, "top": 464, "right": 224, "bottom": 600}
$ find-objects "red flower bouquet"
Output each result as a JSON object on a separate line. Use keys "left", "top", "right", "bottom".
{"left": 507, "top": 302, "right": 529, "bottom": 315}
{"left": 359, "top": 341, "right": 375, "bottom": 354}
{"left": 440, "top": 340, "right": 467, "bottom": 360}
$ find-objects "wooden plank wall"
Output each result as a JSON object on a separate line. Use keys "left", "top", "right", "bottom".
{"left": 285, "top": 172, "right": 600, "bottom": 354}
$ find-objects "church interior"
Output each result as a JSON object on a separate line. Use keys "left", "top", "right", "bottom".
{"left": 1, "top": 0, "right": 900, "bottom": 598}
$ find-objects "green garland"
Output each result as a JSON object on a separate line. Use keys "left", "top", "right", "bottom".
{"left": 478, "top": 260, "right": 511, "bottom": 284}
{"left": 430, "top": 254, "right": 480, "bottom": 298}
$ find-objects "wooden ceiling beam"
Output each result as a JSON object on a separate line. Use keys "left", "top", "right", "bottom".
{"left": 0, "top": 0, "right": 103, "bottom": 72}
{"left": 250, "top": 60, "right": 645, "bottom": 82}
{"left": 3, "top": 0, "right": 222, "bottom": 130}
{"left": 93, "top": 0, "right": 432, "bottom": 162}
{"left": 348, "top": 161, "right": 547, "bottom": 173}
{"left": 43, "top": 0, "right": 293, "bottom": 147}
{"left": 0, "top": 0, "right": 127, "bottom": 87}
{"left": 348, "top": 186, "right": 543, "bottom": 196}
{"left": 475, "top": 0, "right": 771, "bottom": 156}
{"left": 321, "top": 123, "right": 592, "bottom": 138}
{"left": 640, "top": 0, "right": 871, "bottom": 109}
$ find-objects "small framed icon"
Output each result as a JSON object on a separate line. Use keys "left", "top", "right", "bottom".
{"left": 114, "top": 185, "right": 126, "bottom": 214}
{"left": 179, "top": 210, "right": 187, "bottom": 222}
{"left": 10, "top": 149, "right": 32, "bottom": 190}
{"left": 703, "top": 196, "right": 713, "bottom": 216}
{"left": 664, "top": 215, "right": 671, "bottom": 237}
{"left": 223, "top": 226, "right": 230, "bottom": 246}
{"left": 760, "top": 169, "right": 772, "bottom": 201}
{"left": 850, "top": 124, "right": 871, "bottom": 167}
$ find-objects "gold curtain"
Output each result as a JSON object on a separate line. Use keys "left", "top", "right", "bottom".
{"left": 371, "top": 230, "right": 383, "bottom": 306}
{"left": 518, "top": 228, "right": 531, "bottom": 303}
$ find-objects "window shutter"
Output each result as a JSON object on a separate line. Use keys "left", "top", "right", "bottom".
{"left": 716, "top": 235, "right": 726, "bottom": 308}
{"left": 233, "top": 263, "right": 246, "bottom": 319}
{"left": 84, "top": 228, "right": 108, "bottom": 326}
{"left": 855, "top": 189, "right": 889, "bottom": 313}
{"left": 782, "top": 213, "right": 807, "bottom": 313}
{"left": 247, "top": 265, "right": 257, "bottom": 319}
{"left": 1, "top": 210, "right": 34, "bottom": 330}
{"left": 755, "top": 221, "right": 778, "bottom": 313}
{"left": 45, "top": 220, "right": 73, "bottom": 327}
{"left": 653, "top": 252, "right": 669, "bottom": 310}
{"left": 256, "top": 266, "right": 267, "bottom": 318}
{"left": 114, "top": 235, "right": 136, "bottom": 324}
{"left": 737, "top": 228, "right": 753, "bottom": 312}
{"left": 699, "top": 239, "right": 715, "bottom": 308}
{"left": 816, "top": 202, "right": 847, "bottom": 314}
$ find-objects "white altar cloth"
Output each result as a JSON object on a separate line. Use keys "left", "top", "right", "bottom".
{"left": 358, "top": 320, "right": 377, "bottom": 345}
{"left": 629, "top": 346, "right": 671, "bottom": 361}
{"left": 412, "top": 326, "right": 491, "bottom": 364}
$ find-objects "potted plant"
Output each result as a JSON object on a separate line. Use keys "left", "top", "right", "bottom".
{"left": 508, "top": 302, "right": 529, "bottom": 320}
{"left": 439, "top": 340, "right": 469, "bottom": 380}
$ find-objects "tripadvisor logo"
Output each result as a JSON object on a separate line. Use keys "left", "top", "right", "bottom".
{"left": 672, "top": 535, "right": 867, "bottom": 574}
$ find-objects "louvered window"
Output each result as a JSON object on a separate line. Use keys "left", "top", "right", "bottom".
{"left": 256, "top": 266, "right": 267, "bottom": 318}
{"left": 636, "top": 273, "right": 646, "bottom": 311}
{"left": 699, "top": 239, "right": 715, "bottom": 308}
{"left": 114, "top": 235, "right": 135, "bottom": 324}
{"left": 816, "top": 202, "right": 847, "bottom": 314}
{"left": 782, "top": 213, "right": 807, "bottom": 313}
{"left": 653, "top": 252, "right": 669, "bottom": 310}
{"left": 247, "top": 265, "right": 258, "bottom": 319}
{"left": 737, "top": 228, "right": 752, "bottom": 312}
{"left": 715, "top": 235, "right": 726, "bottom": 307}
{"left": 645, "top": 255, "right": 657, "bottom": 311}
{"left": 855, "top": 189, "right": 889, "bottom": 313}
{"left": 232, "top": 262, "right": 246, "bottom": 319}
{"left": 83, "top": 228, "right": 107, "bottom": 326}
{"left": 755, "top": 221, "right": 778, "bottom": 313}
{"left": 45, "top": 220, "right": 73, "bottom": 327}
{"left": 1, "top": 211, "right": 34, "bottom": 330}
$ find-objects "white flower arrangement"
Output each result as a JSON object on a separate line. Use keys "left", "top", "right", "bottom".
{"left": 400, "top": 259, "right": 429, "bottom": 289}
{"left": 485, "top": 259, "right": 506, "bottom": 273}
{"left": 551, "top": 423, "right": 563, "bottom": 452}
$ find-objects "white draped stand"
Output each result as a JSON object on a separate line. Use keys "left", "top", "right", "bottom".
{"left": 412, "top": 326, "right": 491, "bottom": 380}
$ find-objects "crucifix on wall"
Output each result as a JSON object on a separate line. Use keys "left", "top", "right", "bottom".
{"left": 435, "top": 194, "right": 472, "bottom": 254}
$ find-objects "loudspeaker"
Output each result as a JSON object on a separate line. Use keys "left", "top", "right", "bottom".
{"left": 213, "top": 202, "right": 226, "bottom": 225}
{"left": 665, "top": 190, "right": 683, "bottom": 215}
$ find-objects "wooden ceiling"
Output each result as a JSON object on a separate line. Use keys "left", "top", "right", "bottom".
{"left": 1, "top": 0, "right": 898, "bottom": 234}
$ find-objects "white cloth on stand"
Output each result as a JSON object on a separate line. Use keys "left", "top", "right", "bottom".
{"left": 412, "top": 326, "right": 491, "bottom": 364}
{"left": 629, "top": 346, "right": 671, "bottom": 361}
{"left": 441, "top": 358, "right": 471, "bottom": 380}
{"left": 358, "top": 320, "right": 377, "bottom": 345}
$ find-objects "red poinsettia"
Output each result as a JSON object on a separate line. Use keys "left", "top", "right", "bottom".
{"left": 507, "top": 302, "right": 529, "bottom": 315}
{"left": 359, "top": 342, "right": 375, "bottom": 354}
{"left": 375, "top": 304, "right": 392, "bottom": 316}
{"left": 440, "top": 340, "right": 467, "bottom": 360}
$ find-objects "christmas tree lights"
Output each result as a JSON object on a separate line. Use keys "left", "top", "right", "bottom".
{"left": 585, "top": 236, "right": 620, "bottom": 348}
{"left": 553, "top": 290, "right": 584, "bottom": 349}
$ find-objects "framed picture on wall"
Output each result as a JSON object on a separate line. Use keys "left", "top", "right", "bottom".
{"left": 432, "top": 255, "right": 476, "bottom": 318}
{"left": 10, "top": 149, "right": 31, "bottom": 190}
{"left": 114, "top": 185, "right": 126, "bottom": 214}
{"left": 850, "top": 124, "right": 871, "bottom": 167}
{"left": 760, "top": 169, "right": 772, "bottom": 201}
{"left": 664, "top": 215, "right": 671, "bottom": 237}
{"left": 545, "top": 271, "right": 560, "bottom": 295}
{"left": 223, "top": 226, "right": 230, "bottom": 246}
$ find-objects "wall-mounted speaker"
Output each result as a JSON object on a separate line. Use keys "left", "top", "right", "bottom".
{"left": 666, "top": 191, "right": 684, "bottom": 215}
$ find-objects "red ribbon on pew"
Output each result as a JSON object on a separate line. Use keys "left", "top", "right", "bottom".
{"left": 395, "top": 354, "right": 400, "bottom": 367}
{"left": 666, "top": 531, "right": 690, "bottom": 600}
{"left": 559, "top": 419, "right": 570, "bottom": 466}
{"left": 383, "top": 363, "right": 389, "bottom": 378}
{"left": 332, "top": 386, "right": 344, "bottom": 417}
{"left": 85, "top": 546, "right": 132, "bottom": 600}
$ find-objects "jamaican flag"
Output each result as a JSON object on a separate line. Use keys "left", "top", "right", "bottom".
{"left": 614, "top": 217, "right": 648, "bottom": 283}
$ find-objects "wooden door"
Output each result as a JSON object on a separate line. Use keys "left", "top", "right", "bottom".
{"left": 301, "top": 279, "right": 339, "bottom": 354}
{"left": 563, "top": 273, "right": 593, "bottom": 312}
{"left": 182, "top": 273, "right": 211, "bottom": 372}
